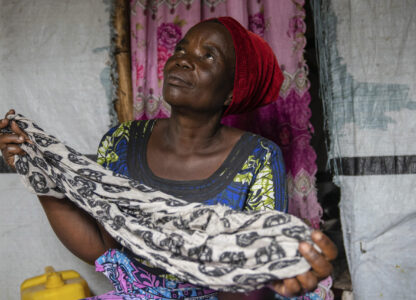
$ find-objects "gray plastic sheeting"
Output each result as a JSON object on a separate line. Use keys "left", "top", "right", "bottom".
{"left": 312, "top": 1, "right": 416, "bottom": 298}
{"left": 0, "top": 0, "right": 114, "bottom": 155}
{"left": 0, "top": 0, "right": 115, "bottom": 298}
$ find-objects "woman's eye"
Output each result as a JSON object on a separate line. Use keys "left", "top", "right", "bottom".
{"left": 204, "top": 53, "right": 214, "bottom": 60}
{"left": 174, "top": 46, "right": 185, "bottom": 54}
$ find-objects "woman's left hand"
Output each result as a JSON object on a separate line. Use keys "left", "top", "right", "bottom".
{"left": 270, "top": 230, "right": 338, "bottom": 297}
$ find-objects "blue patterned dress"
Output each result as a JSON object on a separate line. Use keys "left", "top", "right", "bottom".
{"left": 86, "top": 119, "right": 288, "bottom": 299}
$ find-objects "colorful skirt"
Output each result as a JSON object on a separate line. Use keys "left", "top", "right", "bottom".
{"left": 81, "top": 249, "right": 217, "bottom": 300}
{"left": 82, "top": 249, "right": 333, "bottom": 300}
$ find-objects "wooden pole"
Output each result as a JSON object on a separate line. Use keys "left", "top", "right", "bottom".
{"left": 113, "top": 0, "right": 133, "bottom": 122}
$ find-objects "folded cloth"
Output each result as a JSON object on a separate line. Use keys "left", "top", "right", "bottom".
{"left": 7, "top": 114, "right": 313, "bottom": 293}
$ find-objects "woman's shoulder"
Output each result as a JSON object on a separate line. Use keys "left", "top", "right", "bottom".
{"left": 101, "top": 119, "right": 154, "bottom": 140}
{"left": 224, "top": 126, "right": 281, "bottom": 151}
{"left": 240, "top": 131, "right": 283, "bottom": 159}
{"left": 97, "top": 119, "right": 155, "bottom": 155}
{"left": 97, "top": 120, "right": 155, "bottom": 170}
{"left": 104, "top": 120, "right": 133, "bottom": 138}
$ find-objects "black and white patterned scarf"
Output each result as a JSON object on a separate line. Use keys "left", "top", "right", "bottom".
{"left": 5, "top": 114, "right": 314, "bottom": 292}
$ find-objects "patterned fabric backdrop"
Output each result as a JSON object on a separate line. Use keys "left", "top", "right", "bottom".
{"left": 130, "top": 0, "right": 322, "bottom": 228}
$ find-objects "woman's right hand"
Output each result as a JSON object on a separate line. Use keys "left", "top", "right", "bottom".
{"left": 0, "top": 109, "right": 31, "bottom": 168}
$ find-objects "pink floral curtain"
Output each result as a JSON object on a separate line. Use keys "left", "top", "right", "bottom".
{"left": 130, "top": 0, "right": 322, "bottom": 228}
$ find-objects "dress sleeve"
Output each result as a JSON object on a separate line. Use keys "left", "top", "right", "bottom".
{"left": 96, "top": 127, "right": 116, "bottom": 168}
{"left": 96, "top": 121, "right": 132, "bottom": 169}
{"left": 244, "top": 141, "right": 288, "bottom": 213}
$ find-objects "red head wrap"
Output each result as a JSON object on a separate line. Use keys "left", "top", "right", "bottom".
{"left": 216, "top": 17, "right": 284, "bottom": 116}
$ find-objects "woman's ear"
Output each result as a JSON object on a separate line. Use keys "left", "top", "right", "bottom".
{"left": 224, "top": 90, "right": 233, "bottom": 106}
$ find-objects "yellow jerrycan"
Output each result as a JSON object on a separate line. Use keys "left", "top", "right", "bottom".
{"left": 21, "top": 266, "right": 91, "bottom": 300}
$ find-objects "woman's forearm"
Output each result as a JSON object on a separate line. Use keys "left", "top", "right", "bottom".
{"left": 38, "top": 195, "right": 119, "bottom": 264}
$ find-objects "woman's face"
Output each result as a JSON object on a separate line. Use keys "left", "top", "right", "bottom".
{"left": 163, "top": 21, "right": 235, "bottom": 115}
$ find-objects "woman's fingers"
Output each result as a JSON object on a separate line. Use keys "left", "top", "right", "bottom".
{"left": 270, "top": 278, "right": 302, "bottom": 297}
{"left": 10, "top": 120, "right": 31, "bottom": 142}
{"left": 1, "top": 109, "right": 32, "bottom": 144}
{"left": 0, "top": 133, "right": 25, "bottom": 149}
{"left": 5, "top": 152, "right": 16, "bottom": 168}
{"left": 0, "top": 109, "right": 29, "bottom": 169}
{"left": 5, "top": 109, "right": 15, "bottom": 117}
{"left": 0, "top": 118, "right": 9, "bottom": 129}
{"left": 311, "top": 230, "right": 338, "bottom": 261}
{"left": 299, "top": 242, "right": 333, "bottom": 279}
{"left": 296, "top": 271, "right": 318, "bottom": 292}
{"left": 3, "top": 144, "right": 26, "bottom": 155}
{"left": 281, "top": 278, "right": 302, "bottom": 296}
{"left": 1, "top": 144, "right": 25, "bottom": 169}
{"left": 272, "top": 271, "right": 320, "bottom": 297}
{"left": 1, "top": 109, "right": 15, "bottom": 128}
{"left": 290, "top": 231, "right": 337, "bottom": 293}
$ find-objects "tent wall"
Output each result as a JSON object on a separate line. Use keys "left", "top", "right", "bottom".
{"left": 0, "top": 0, "right": 114, "bottom": 298}
{"left": 312, "top": 1, "right": 416, "bottom": 298}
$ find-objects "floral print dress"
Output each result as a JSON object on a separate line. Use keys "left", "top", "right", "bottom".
{"left": 83, "top": 119, "right": 288, "bottom": 299}
{"left": 83, "top": 120, "right": 332, "bottom": 299}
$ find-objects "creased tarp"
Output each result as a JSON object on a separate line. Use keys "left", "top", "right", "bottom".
{"left": 312, "top": 0, "right": 416, "bottom": 298}
{"left": 0, "top": 0, "right": 113, "bottom": 156}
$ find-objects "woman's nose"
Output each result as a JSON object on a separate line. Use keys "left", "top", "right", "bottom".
{"left": 175, "top": 55, "right": 194, "bottom": 70}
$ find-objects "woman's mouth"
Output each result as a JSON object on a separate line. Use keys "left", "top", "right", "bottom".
{"left": 166, "top": 74, "right": 193, "bottom": 88}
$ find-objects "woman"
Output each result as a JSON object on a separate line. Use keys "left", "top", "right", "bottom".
{"left": 0, "top": 17, "right": 336, "bottom": 299}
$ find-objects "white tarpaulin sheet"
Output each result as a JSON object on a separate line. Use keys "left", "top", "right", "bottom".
{"left": 0, "top": 0, "right": 114, "bottom": 298}
{"left": 0, "top": 0, "right": 113, "bottom": 154}
{"left": 312, "top": 0, "right": 416, "bottom": 298}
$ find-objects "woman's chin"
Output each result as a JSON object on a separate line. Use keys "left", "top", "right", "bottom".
{"left": 163, "top": 89, "right": 191, "bottom": 107}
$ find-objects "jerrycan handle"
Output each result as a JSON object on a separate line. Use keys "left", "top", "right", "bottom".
{"left": 44, "top": 266, "right": 65, "bottom": 289}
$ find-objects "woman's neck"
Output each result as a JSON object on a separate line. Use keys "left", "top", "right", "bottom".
{"left": 162, "top": 110, "right": 225, "bottom": 155}
{"left": 146, "top": 110, "right": 244, "bottom": 181}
